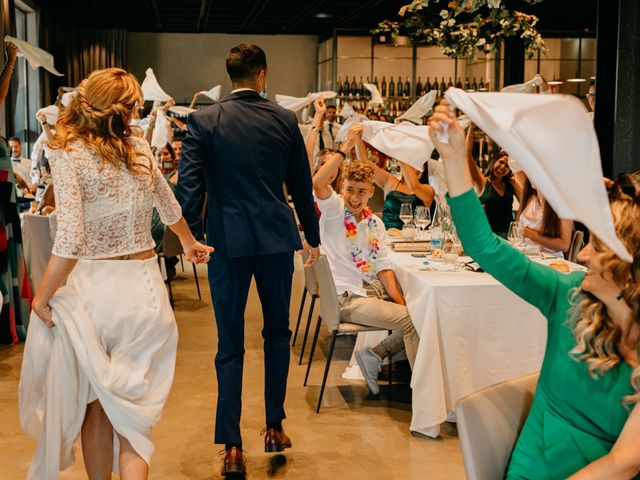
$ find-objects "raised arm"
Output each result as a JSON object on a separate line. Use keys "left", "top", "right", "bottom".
{"left": 465, "top": 123, "right": 486, "bottom": 191}
{"left": 361, "top": 142, "right": 396, "bottom": 191}
{"left": 313, "top": 125, "right": 357, "bottom": 199}
{"left": 429, "top": 101, "right": 580, "bottom": 319}
{"left": 399, "top": 161, "right": 435, "bottom": 207}
{"left": 304, "top": 96, "right": 326, "bottom": 171}
{"left": 0, "top": 42, "right": 17, "bottom": 104}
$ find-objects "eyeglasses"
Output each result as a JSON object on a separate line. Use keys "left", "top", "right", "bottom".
{"left": 586, "top": 93, "right": 595, "bottom": 99}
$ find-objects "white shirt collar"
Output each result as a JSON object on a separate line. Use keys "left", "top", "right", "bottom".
{"left": 231, "top": 88, "right": 257, "bottom": 94}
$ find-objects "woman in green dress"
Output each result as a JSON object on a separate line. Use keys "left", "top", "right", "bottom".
{"left": 429, "top": 103, "right": 640, "bottom": 479}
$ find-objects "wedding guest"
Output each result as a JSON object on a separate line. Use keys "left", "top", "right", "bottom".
{"left": 466, "top": 123, "right": 523, "bottom": 237}
{"left": 430, "top": 101, "right": 640, "bottom": 479}
{"left": 517, "top": 178, "right": 573, "bottom": 257}
{"left": 358, "top": 141, "right": 435, "bottom": 228}
{"left": 305, "top": 97, "right": 340, "bottom": 159}
{"left": 171, "top": 137, "right": 182, "bottom": 161}
{"left": 20, "top": 67, "right": 212, "bottom": 480}
{"left": 177, "top": 43, "right": 320, "bottom": 477}
{"left": 587, "top": 81, "right": 596, "bottom": 121}
{"left": 313, "top": 156, "right": 419, "bottom": 395}
{"left": 9, "top": 137, "right": 35, "bottom": 193}
{"left": 0, "top": 41, "right": 30, "bottom": 344}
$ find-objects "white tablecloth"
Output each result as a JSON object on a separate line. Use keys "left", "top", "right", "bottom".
{"left": 388, "top": 251, "right": 554, "bottom": 437}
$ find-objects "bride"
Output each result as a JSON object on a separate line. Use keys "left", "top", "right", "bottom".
{"left": 19, "top": 68, "right": 212, "bottom": 479}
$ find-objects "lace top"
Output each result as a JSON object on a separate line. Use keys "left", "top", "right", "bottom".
{"left": 49, "top": 135, "right": 182, "bottom": 259}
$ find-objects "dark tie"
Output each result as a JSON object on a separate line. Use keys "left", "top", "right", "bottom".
{"left": 318, "top": 127, "right": 325, "bottom": 149}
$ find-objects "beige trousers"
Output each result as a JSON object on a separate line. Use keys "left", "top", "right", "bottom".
{"left": 338, "top": 281, "right": 418, "bottom": 368}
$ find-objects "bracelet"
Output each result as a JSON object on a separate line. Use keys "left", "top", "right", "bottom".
{"left": 335, "top": 149, "right": 347, "bottom": 159}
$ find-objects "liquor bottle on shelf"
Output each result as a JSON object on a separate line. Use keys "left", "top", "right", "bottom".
{"left": 424, "top": 76, "right": 431, "bottom": 93}
{"left": 447, "top": 77, "right": 454, "bottom": 88}
{"left": 432, "top": 77, "right": 439, "bottom": 95}
{"left": 456, "top": 77, "right": 463, "bottom": 89}
{"left": 395, "top": 77, "right": 402, "bottom": 97}
{"left": 404, "top": 77, "right": 411, "bottom": 97}
{"left": 374, "top": 76, "right": 379, "bottom": 91}
{"left": 464, "top": 77, "right": 471, "bottom": 91}
{"left": 337, "top": 77, "right": 343, "bottom": 96}
{"left": 479, "top": 78, "right": 485, "bottom": 91}
{"left": 381, "top": 76, "right": 387, "bottom": 97}
{"left": 359, "top": 76, "right": 365, "bottom": 97}
{"left": 472, "top": 77, "right": 478, "bottom": 91}
{"left": 350, "top": 76, "right": 357, "bottom": 96}
{"left": 343, "top": 77, "right": 351, "bottom": 96}
{"left": 415, "top": 76, "right": 423, "bottom": 97}
{"left": 388, "top": 77, "right": 395, "bottom": 97}
{"left": 439, "top": 77, "right": 446, "bottom": 96}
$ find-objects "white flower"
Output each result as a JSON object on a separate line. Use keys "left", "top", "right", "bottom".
{"left": 487, "top": 0, "right": 502, "bottom": 8}
{"left": 439, "top": 9, "right": 449, "bottom": 19}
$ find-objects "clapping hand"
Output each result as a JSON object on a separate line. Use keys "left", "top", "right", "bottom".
{"left": 184, "top": 241, "right": 214, "bottom": 264}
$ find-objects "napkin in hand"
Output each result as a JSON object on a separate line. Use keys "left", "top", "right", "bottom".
{"left": 361, "top": 120, "right": 435, "bottom": 171}
{"left": 444, "top": 87, "right": 631, "bottom": 261}
{"left": 5, "top": 35, "right": 63, "bottom": 76}
{"left": 141, "top": 68, "right": 172, "bottom": 102}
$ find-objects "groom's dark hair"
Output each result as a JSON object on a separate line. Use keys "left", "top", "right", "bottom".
{"left": 226, "top": 43, "right": 267, "bottom": 83}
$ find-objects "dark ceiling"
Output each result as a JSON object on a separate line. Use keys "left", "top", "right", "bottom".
{"left": 40, "top": 0, "right": 597, "bottom": 36}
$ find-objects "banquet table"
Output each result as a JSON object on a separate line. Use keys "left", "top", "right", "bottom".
{"left": 383, "top": 250, "right": 585, "bottom": 438}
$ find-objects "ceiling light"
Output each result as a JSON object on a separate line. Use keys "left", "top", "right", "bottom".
{"left": 313, "top": 12, "right": 331, "bottom": 19}
{"left": 548, "top": 81, "right": 563, "bottom": 85}
{"left": 566, "top": 78, "right": 586, "bottom": 83}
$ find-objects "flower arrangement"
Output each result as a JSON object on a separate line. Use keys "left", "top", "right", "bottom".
{"left": 372, "top": 0, "right": 546, "bottom": 59}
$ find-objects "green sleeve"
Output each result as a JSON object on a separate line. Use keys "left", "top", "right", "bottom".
{"left": 447, "top": 189, "right": 583, "bottom": 321}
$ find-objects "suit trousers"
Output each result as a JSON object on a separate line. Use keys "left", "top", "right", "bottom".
{"left": 208, "top": 251, "right": 294, "bottom": 445}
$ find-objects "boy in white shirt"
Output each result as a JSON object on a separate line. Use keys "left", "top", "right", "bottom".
{"left": 313, "top": 128, "right": 419, "bottom": 395}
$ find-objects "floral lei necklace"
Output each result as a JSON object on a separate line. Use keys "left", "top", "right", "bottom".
{"left": 344, "top": 206, "right": 380, "bottom": 274}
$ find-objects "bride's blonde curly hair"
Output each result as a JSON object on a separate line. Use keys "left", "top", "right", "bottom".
{"left": 569, "top": 183, "right": 640, "bottom": 403}
{"left": 49, "top": 68, "right": 150, "bottom": 175}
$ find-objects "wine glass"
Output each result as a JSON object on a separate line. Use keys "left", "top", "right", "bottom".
{"left": 414, "top": 206, "right": 431, "bottom": 240}
{"left": 507, "top": 221, "right": 523, "bottom": 248}
{"left": 399, "top": 203, "right": 413, "bottom": 227}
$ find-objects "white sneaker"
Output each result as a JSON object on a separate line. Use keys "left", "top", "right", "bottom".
{"left": 355, "top": 347, "right": 382, "bottom": 395}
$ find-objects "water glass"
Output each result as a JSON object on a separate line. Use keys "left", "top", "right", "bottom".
{"left": 402, "top": 224, "right": 417, "bottom": 240}
{"left": 414, "top": 206, "right": 431, "bottom": 240}
{"left": 430, "top": 227, "right": 443, "bottom": 250}
{"left": 507, "top": 221, "right": 523, "bottom": 248}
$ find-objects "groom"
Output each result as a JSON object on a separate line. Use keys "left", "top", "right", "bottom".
{"left": 177, "top": 43, "right": 320, "bottom": 477}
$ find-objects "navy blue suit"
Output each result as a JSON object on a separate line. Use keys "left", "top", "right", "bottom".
{"left": 177, "top": 90, "right": 320, "bottom": 445}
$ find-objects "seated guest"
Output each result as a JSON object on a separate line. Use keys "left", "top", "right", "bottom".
{"left": 466, "top": 124, "right": 523, "bottom": 237}
{"left": 9, "top": 137, "right": 35, "bottom": 193}
{"left": 358, "top": 142, "right": 435, "bottom": 229}
{"left": 171, "top": 137, "right": 183, "bottom": 161}
{"left": 518, "top": 177, "right": 573, "bottom": 257}
{"left": 430, "top": 102, "right": 640, "bottom": 479}
{"left": 313, "top": 155, "right": 419, "bottom": 395}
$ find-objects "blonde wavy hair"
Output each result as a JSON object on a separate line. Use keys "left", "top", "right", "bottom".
{"left": 49, "top": 68, "right": 150, "bottom": 175}
{"left": 569, "top": 184, "right": 640, "bottom": 403}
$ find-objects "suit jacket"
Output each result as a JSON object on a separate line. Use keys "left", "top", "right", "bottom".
{"left": 177, "top": 90, "right": 320, "bottom": 258}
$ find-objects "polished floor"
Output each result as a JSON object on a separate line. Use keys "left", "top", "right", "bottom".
{"left": 0, "top": 258, "right": 465, "bottom": 479}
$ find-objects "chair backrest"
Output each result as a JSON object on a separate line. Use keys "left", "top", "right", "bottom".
{"left": 301, "top": 250, "right": 319, "bottom": 296}
{"left": 566, "top": 230, "right": 585, "bottom": 263}
{"left": 312, "top": 255, "right": 342, "bottom": 332}
{"left": 162, "top": 227, "right": 184, "bottom": 258}
{"left": 455, "top": 372, "right": 539, "bottom": 480}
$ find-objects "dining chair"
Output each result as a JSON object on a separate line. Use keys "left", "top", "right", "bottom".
{"left": 305, "top": 255, "right": 392, "bottom": 413}
{"left": 455, "top": 372, "right": 539, "bottom": 480}
{"left": 293, "top": 250, "right": 319, "bottom": 360}
{"left": 566, "top": 230, "right": 584, "bottom": 263}
{"left": 159, "top": 227, "right": 202, "bottom": 308}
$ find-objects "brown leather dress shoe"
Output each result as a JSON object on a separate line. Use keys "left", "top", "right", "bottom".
{"left": 222, "top": 446, "right": 246, "bottom": 478}
{"left": 263, "top": 428, "right": 292, "bottom": 453}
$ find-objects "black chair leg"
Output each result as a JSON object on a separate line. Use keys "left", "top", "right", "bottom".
{"left": 192, "top": 264, "right": 201, "bottom": 300}
{"left": 292, "top": 287, "right": 307, "bottom": 346}
{"left": 387, "top": 330, "right": 393, "bottom": 399}
{"left": 316, "top": 330, "right": 338, "bottom": 413}
{"left": 180, "top": 255, "right": 185, "bottom": 272}
{"left": 298, "top": 295, "right": 317, "bottom": 365}
{"left": 304, "top": 314, "right": 323, "bottom": 386}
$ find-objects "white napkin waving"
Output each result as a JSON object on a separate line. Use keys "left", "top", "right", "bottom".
{"left": 168, "top": 105, "right": 196, "bottom": 116}
{"left": 339, "top": 102, "right": 356, "bottom": 119}
{"left": 445, "top": 87, "right": 631, "bottom": 261}
{"left": 363, "top": 83, "right": 384, "bottom": 111}
{"left": 198, "top": 85, "right": 221, "bottom": 102}
{"left": 141, "top": 68, "right": 172, "bottom": 102}
{"left": 361, "top": 121, "right": 435, "bottom": 171}
{"left": 501, "top": 75, "right": 543, "bottom": 94}
{"left": 276, "top": 91, "right": 337, "bottom": 113}
{"left": 5, "top": 36, "right": 63, "bottom": 76}
{"left": 36, "top": 105, "right": 59, "bottom": 126}
{"left": 335, "top": 114, "right": 368, "bottom": 144}
{"left": 395, "top": 91, "right": 437, "bottom": 125}
{"left": 151, "top": 110, "right": 170, "bottom": 149}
